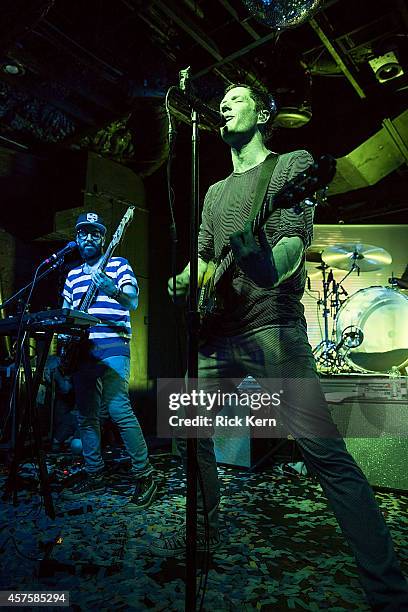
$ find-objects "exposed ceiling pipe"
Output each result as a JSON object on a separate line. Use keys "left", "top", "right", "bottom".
{"left": 192, "top": 31, "right": 277, "bottom": 81}
{"left": 328, "top": 108, "right": 408, "bottom": 195}
{"left": 216, "top": 0, "right": 261, "bottom": 40}
{"left": 0, "top": 0, "right": 55, "bottom": 55}
{"left": 309, "top": 14, "right": 366, "bottom": 98}
{"left": 154, "top": 0, "right": 223, "bottom": 62}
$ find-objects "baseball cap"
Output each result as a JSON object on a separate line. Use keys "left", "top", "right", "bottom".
{"left": 75, "top": 212, "right": 107, "bottom": 234}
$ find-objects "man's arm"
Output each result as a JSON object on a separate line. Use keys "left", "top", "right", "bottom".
{"left": 167, "top": 258, "right": 209, "bottom": 297}
{"left": 116, "top": 283, "right": 138, "bottom": 311}
{"left": 229, "top": 226, "right": 304, "bottom": 288}
{"left": 91, "top": 269, "right": 138, "bottom": 310}
{"left": 271, "top": 235, "right": 304, "bottom": 286}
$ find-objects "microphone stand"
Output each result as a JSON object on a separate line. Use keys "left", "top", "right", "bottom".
{"left": 185, "top": 107, "right": 199, "bottom": 612}
{"left": 168, "top": 70, "right": 220, "bottom": 608}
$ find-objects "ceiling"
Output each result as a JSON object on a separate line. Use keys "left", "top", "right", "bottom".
{"left": 0, "top": 0, "right": 407, "bottom": 224}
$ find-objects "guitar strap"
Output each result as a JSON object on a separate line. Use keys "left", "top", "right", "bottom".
{"left": 214, "top": 153, "right": 280, "bottom": 285}
{"left": 248, "top": 152, "right": 280, "bottom": 222}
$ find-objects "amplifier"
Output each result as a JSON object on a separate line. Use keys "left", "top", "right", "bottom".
{"left": 213, "top": 377, "right": 297, "bottom": 469}
{"left": 321, "top": 375, "right": 408, "bottom": 491}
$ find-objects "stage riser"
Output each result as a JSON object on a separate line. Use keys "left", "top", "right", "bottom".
{"left": 323, "top": 376, "right": 408, "bottom": 491}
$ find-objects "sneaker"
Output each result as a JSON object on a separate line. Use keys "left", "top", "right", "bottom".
{"left": 125, "top": 474, "right": 158, "bottom": 510}
{"left": 61, "top": 471, "right": 106, "bottom": 499}
{"left": 150, "top": 526, "right": 220, "bottom": 557}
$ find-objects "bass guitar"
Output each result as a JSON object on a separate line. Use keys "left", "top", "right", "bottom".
{"left": 59, "top": 206, "right": 135, "bottom": 374}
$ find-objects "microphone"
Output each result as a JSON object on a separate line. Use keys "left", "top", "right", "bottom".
{"left": 42, "top": 241, "right": 77, "bottom": 265}
{"left": 168, "top": 87, "right": 226, "bottom": 131}
{"left": 185, "top": 94, "right": 226, "bottom": 129}
{"left": 167, "top": 67, "right": 226, "bottom": 132}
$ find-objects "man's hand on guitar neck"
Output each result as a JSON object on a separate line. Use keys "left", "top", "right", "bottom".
{"left": 230, "top": 223, "right": 304, "bottom": 288}
{"left": 167, "top": 259, "right": 208, "bottom": 298}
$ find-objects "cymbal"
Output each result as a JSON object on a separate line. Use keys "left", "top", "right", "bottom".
{"left": 306, "top": 265, "right": 323, "bottom": 280}
{"left": 305, "top": 247, "right": 324, "bottom": 263}
{"left": 322, "top": 243, "right": 392, "bottom": 272}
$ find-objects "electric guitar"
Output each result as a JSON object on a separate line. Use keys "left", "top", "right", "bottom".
{"left": 59, "top": 206, "right": 135, "bottom": 374}
{"left": 198, "top": 154, "right": 337, "bottom": 327}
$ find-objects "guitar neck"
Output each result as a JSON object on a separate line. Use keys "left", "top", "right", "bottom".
{"left": 79, "top": 244, "right": 116, "bottom": 312}
{"left": 78, "top": 209, "right": 134, "bottom": 312}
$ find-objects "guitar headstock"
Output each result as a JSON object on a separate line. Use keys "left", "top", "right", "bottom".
{"left": 275, "top": 154, "right": 337, "bottom": 211}
{"left": 111, "top": 206, "right": 135, "bottom": 247}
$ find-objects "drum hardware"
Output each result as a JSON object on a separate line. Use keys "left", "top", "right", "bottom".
{"left": 389, "top": 275, "right": 408, "bottom": 290}
{"left": 312, "top": 263, "right": 344, "bottom": 372}
{"left": 337, "top": 325, "right": 364, "bottom": 350}
{"left": 310, "top": 257, "right": 355, "bottom": 373}
{"left": 309, "top": 242, "right": 399, "bottom": 375}
{"left": 333, "top": 326, "right": 364, "bottom": 371}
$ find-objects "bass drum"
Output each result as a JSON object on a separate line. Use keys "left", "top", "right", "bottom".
{"left": 336, "top": 286, "right": 408, "bottom": 374}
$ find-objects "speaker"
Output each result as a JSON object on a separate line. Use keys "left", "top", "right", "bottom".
{"left": 214, "top": 434, "right": 286, "bottom": 469}
{"left": 322, "top": 376, "right": 408, "bottom": 491}
{"left": 213, "top": 377, "right": 296, "bottom": 469}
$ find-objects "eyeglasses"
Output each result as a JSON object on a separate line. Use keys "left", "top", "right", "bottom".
{"left": 77, "top": 229, "right": 103, "bottom": 240}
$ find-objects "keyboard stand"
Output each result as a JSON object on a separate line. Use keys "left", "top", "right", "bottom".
{"left": 4, "top": 329, "right": 56, "bottom": 519}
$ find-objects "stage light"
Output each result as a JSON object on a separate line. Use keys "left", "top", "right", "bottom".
{"left": 274, "top": 104, "right": 312, "bottom": 127}
{"left": 1, "top": 60, "right": 25, "bottom": 76}
{"left": 241, "top": 0, "right": 323, "bottom": 29}
{"left": 368, "top": 51, "right": 404, "bottom": 84}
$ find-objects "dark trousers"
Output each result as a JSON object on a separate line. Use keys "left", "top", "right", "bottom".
{"left": 176, "top": 323, "right": 408, "bottom": 610}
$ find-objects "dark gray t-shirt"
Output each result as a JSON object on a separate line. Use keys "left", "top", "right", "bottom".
{"left": 198, "top": 149, "right": 314, "bottom": 335}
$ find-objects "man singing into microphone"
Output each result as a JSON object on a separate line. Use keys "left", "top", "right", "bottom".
{"left": 61, "top": 212, "right": 157, "bottom": 508}
{"left": 155, "top": 84, "right": 408, "bottom": 610}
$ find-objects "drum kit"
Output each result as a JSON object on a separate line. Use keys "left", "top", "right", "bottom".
{"left": 306, "top": 242, "right": 408, "bottom": 376}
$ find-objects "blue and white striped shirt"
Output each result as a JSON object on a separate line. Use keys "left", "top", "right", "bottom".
{"left": 62, "top": 256, "right": 138, "bottom": 359}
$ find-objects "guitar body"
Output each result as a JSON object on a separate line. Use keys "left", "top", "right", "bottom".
{"left": 198, "top": 261, "right": 218, "bottom": 318}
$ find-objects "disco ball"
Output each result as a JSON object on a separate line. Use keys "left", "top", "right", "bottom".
{"left": 242, "top": 0, "right": 323, "bottom": 29}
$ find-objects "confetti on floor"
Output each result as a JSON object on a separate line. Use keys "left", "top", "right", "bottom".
{"left": 1, "top": 450, "right": 407, "bottom": 611}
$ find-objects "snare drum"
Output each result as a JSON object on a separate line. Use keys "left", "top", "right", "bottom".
{"left": 336, "top": 286, "right": 408, "bottom": 373}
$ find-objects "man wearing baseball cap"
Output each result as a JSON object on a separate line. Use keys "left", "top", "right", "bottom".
{"left": 61, "top": 211, "right": 156, "bottom": 509}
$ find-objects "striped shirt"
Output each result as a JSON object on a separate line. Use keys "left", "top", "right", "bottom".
{"left": 62, "top": 256, "right": 138, "bottom": 359}
{"left": 198, "top": 150, "right": 314, "bottom": 335}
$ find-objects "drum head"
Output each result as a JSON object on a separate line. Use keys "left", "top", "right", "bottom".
{"left": 336, "top": 286, "right": 408, "bottom": 373}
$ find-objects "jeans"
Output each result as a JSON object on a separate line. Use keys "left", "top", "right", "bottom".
{"left": 176, "top": 323, "right": 408, "bottom": 610}
{"left": 73, "top": 355, "right": 150, "bottom": 478}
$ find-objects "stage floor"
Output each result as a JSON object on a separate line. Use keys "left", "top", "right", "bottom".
{"left": 1, "top": 450, "right": 407, "bottom": 611}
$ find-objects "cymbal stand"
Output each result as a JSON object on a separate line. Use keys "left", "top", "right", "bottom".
{"left": 324, "top": 258, "right": 359, "bottom": 371}
{"left": 313, "top": 263, "right": 338, "bottom": 371}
